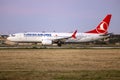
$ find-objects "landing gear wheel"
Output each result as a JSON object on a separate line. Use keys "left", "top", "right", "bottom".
{"left": 57, "top": 41, "right": 62, "bottom": 47}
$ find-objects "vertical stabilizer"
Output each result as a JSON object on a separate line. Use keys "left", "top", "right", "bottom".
{"left": 86, "top": 14, "right": 112, "bottom": 34}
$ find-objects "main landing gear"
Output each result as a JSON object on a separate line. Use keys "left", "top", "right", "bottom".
{"left": 57, "top": 41, "right": 62, "bottom": 47}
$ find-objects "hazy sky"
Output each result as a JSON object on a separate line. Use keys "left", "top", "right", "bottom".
{"left": 0, "top": 0, "right": 120, "bottom": 34}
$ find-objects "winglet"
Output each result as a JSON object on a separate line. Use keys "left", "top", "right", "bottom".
{"left": 72, "top": 30, "right": 77, "bottom": 39}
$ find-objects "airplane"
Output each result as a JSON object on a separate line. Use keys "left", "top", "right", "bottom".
{"left": 7, "top": 14, "right": 112, "bottom": 46}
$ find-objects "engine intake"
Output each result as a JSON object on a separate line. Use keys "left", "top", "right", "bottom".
{"left": 42, "top": 40, "right": 52, "bottom": 45}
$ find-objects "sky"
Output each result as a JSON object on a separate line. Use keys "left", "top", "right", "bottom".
{"left": 0, "top": 0, "right": 120, "bottom": 34}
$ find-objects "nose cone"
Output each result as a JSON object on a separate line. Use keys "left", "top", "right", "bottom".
{"left": 7, "top": 37, "right": 11, "bottom": 41}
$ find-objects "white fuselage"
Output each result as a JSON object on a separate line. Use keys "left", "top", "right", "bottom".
{"left": 7, "top": 32, "right": 71, "bottom": 42}
{"left": 7, "top": 32, "right": 106, "bottom": 44}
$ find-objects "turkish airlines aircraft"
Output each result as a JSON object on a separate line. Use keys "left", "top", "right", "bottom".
{"left": 7, "top": 14, "right": 112, "bottom": 46}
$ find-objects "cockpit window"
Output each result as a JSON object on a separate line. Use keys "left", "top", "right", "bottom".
{"left": 11, "top": 34, "right": 15, "bottom": 37}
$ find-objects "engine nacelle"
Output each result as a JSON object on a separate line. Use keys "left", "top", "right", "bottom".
{"left": 42, "top": 40, "right": 52, "bottom": 45}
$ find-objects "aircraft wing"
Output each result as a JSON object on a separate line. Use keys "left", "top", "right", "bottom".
{"left": 53, "top": 30, "right": 77, "bottom": 42}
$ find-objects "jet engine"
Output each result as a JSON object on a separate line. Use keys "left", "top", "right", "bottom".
{"left": 42, "top": 40, "right": 52, "bottom": 45}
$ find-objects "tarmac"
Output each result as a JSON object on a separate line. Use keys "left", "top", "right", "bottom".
{"left": 0, "top": 46, "right": 120, "bottom": 49}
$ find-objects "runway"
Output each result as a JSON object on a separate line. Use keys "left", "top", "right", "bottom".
{"left": 0, "top": 46, "right": 120, "bottom": 49}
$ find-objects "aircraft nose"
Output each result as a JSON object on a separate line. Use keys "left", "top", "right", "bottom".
{"left": 7, "top": 37, "right": 11, "bottom": 41}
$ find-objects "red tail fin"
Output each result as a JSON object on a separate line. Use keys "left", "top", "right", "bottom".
{"left": 86, "top": 14, "right": 112, "bottom": 34}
